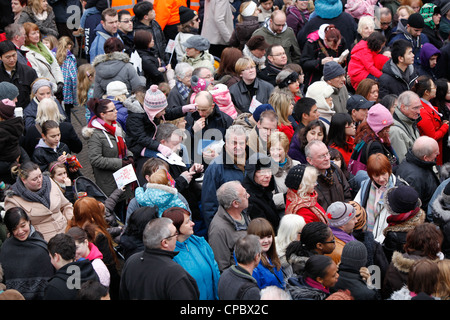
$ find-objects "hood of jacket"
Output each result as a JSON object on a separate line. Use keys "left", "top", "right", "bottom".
{"left": 92, "top": 51, "right": 130, "bottom": 75}
{"left": 86, "top": 242, "right": 104, "bottom": 261}
{"left": 391, "top": 250, "right": 427, "bottom": 273}
{"left": 420, "top": 43, "right": 441, "bottom": 69}
{"left": 123, "top": 94, "right": 145, "bottom": 114}
{"left": 244, "top": 153, "right": 275, "bottom": 192}
{"left": 382, "top": 59, "right": 417, "bottom": 82}
{"left": 432, "top": 192, "right": 450, "bottom": 225}
{"left": 262, "top": 16, "right": 288, "bottom": 35}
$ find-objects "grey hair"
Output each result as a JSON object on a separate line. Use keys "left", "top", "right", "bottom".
{"left": 155, "top": 122, "right": 181, "bottom": 143}
{"left": 304, "top": 140, "right": 326, "bottom": 159}
{"left": 397, "top": 90, "right": 419, "bottom": 109}
{"left": 234, "top": 234, "right": 262, "bottom": 265}
{"left": 260, "top": 286, "right": 292, "bottom": 300}
{"left": 216, "top": 180, "right": 242, "bottom": 209}
{"left": 142, "top": 217, "right": 173, "bottom": 249}
{"left": 5, "top": 23, "right": 24, "bottom": 40}
{"left": 175, "top": 62, "right": 194, "bottom": 79}
{"left": 225, "top": 124, "right": 247, "bottom": 142}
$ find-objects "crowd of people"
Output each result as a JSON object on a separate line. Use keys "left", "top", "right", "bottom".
{"left": 0, "top": 0, "right": 450, "bottom": 302}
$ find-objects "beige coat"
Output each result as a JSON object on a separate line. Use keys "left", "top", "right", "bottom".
{"left": 200, "top": 0, "right": 234, "bottom": 45}
{"left": 4, "top": 179, "right": 73, "bottom": 242}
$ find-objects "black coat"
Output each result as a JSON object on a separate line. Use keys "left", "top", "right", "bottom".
{"left": 32, "top": 141, "right": 71, "bottom": 172}
{"left": 229, "top": 77, "right": 274, "bottom": 113}
{"left": 395, "top": 150, "right": 440, "bottom": 213}
{"left": 0, "top": 61, "right": 37, "bottom": 110}
{"left": 133, "top": 20, "right": 168, "bottom": 63}
{"left": 119, "top": 248, "right": 199, "bottom": 300}
{"left": 136, "top": 48, "right": 165, "bottom": 87}
{"left": 378, "top": 59, "right": 418, "bottom": 99}
{"left": 44, "top": 259, "right": 99, "bottom": 300}
{"left": 332, "top": 265, "right": 381, "bottom": 300}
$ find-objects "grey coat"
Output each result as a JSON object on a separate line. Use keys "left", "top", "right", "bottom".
{"left": 82, "top": 124, "right": 132, "bottom": 197}
{"left": 92, "top": 51, "right": 145, "bottom": 99}
{"left": 17, "top": 6, "right": 58, "bottom": 38}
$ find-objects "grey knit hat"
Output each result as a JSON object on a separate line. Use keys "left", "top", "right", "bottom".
{"left": 340, "top": 240, "right": 367, "bottom": 270}
{"left": 323, "top": 61, "right": 345, "bottom": 81}
{"left": 0, "top": 82, "right": 19, "bottom": 100}
{"left": 326, "top": 201, "right": 356, "bottom": 227}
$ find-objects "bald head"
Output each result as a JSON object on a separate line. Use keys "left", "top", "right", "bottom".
{"left": 412, "top": 136, "right": 439, "bottom": 162}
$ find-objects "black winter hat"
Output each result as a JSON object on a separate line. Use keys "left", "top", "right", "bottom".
{"left": 386, "top": 185, "right": 421, "bottom": 215}
{"left": 179, "top": 6, "right": 197, "bottom": 24}
{"left": 408, "top": 13, "right": 425, "bottom": 29}
{"left": 285, "top": 164, "right": 307, "bottom": 190}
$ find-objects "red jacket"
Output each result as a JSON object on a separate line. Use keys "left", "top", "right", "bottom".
{"left": 278, "top": 123, "right": 295, "bottom": 142}
{"left": 417, "top": 99, "right": 449, "bottom": 166}
{"left": 329, "top": 136, "right": 355, "bottom": 167}
{"left": 348, "top": 40, "right": 389, "bottom": 90}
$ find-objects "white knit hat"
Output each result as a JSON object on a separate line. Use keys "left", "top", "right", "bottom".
{"left": 106, "top": 81, "right": 128, "bottom": 97}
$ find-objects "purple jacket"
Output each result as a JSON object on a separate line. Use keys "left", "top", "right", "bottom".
{"left": 288, "top": 133, "right": 307, "bottom": 163}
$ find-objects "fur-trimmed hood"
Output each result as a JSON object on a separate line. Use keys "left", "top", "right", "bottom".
{"left": 431, "top": 192, "right": 450, "bottom": 225}
{"left": 391, "top": 251, "right": 427, "bottom": 273}
{"left": 92, "top": 51, "right": 130, "bottom": 67}
{"left": 383, "top": 209, "right": 426, "bottom": 236}
{"left": 123, "top": 94, "right": 145, "bottom": 114}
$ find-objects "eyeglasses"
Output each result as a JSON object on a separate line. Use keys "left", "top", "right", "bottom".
{"left": 380, "top": 21, "right": 392, "bottom": 25}
{"left": 103, "top": 108, "right": 116, "bottom": 113}
{"left": 322, "top": 236, "right": 335, "bottom": 244}
{"left": 316, "top": 152, "right": 331, "bottom": 160}
{"left": 270, "top": 52, "right": 287, "bottom": 57}
{"left": 120, "top": 20, "right": 133, "bottom": 23}
{"left": 163, "top": 231, "right": 179, "bottom": 240}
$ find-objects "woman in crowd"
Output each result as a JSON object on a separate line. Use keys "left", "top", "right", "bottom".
{"left": 275, "top": 214, "right": 306, "bottom": 277}
{"left": 356, "top": 78, "right": 380, "bottom": 103}
{"left": 243, "top": 153, "right": 280, "bottom": 231}
{"left": 22, "top": 97, "right": 82, "bottom": 158}
{"left": 66, "top": 196, "right": 121, "bottom": 299}
{"left": 173, "top": 6, "right": 201, "bottom": 63}
{"left": 17, "top": 0, "right": 58, "bottom": 38}
{"left": 349, "top": 103, "right": 398, "bottom": 176}
{"left": 413, "top": 75, "right": 449, "bottom": 166}
{"left": 242, "top": 35, "right": 270, "bottom": 71}
{"left": 285, "top": 164, "right": 328, "bottom": 224}
{"left": 382, "top": 185, "right": 426, "bottom": 263}
{"left": 214, "top": 47, "right": 243, "bottom": 88}
{"left": 228, "top": 0, "right": 260, "bottom": 50}
{"left": 229, "top": 56, "right": 274, "bottom": 113}
{"left": 327, "top": 113, "right": 356, "bottom": 167}
{"left": 83, "top": 98, "right": 133, "bottom": 203}
{"left": 354, "top": 153, "right": 402, "bottom": 243}
{"left": 92, "top": 37, "right": 144, "bottom": 99}
{"left": 77, "top": 63, "right": 96, "bottom": 124}
{"left": 0, "top": 207, "right": 55, "bottom": 300}
{"left": 269, "top": 131, "right": 300, "bottom": 212}
{"left": 304, "top": 80, "right": 335, "bottom": 132}
{"left": 382, "top": 223, "right": 443, "bottom": 299}
{"left": 162, "top": 207, "right": 220, "bottom": 300}
{"left": 431, "top": 78, "right": 450, "bottom": 164}
{"left": 287, "top": 254, "right": 339, "bottom": 300}
{"left": 269, "top": 90, "right": 295, "bottom": 142}
{"left": 247, "top": 217, "right": 285, "bottom": 290}
{"left": 21, "top": 22, "right": 63, "bottom": 97}
{"left": 300, "top": 24, "right": 347, "bottom": 89}
{"left": 103, "top": 81, "right": 129, "bottom": 133}
{"left": 11, "top": 0, "right": 27, "bottom": 23}
{"left": 4, "top": 161, "right": 73, "bottom": 242}
{"left": 288, "top": 119, "right": 328, "bottom": 163}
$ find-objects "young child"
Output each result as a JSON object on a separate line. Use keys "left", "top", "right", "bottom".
{"left": 42, "top": 35, "right": 58, "bottom": 51}
{"left": 49, "top": 161, "right": 75, "bottom": 203}
{"left": 258, "top": 0, "right": 277, "bottom": 23}
{"left": 77, "top": 63, "right": 95, "bottom": 124}
{"left": 53, "top": 36, "right": 78, "bottom": 121}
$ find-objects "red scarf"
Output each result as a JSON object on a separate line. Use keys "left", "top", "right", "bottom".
{"left": 88, "top": 116, "right": 127, "bottom": 159}
{"left": 386, "top": 207, "right": 420, "bottom": 227}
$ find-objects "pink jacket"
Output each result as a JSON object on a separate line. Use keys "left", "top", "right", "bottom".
{"left": 348, "top": 40, "right": 389, "bottom": 90}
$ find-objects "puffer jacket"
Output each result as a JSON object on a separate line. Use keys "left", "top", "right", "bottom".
{"left": 92, "top": 51, "right": 145, "bottom": 99}
{"left": 134, "top": 183, "right": 188, "bottom": 216}
{"left": 431, "top": 191, "right": 450, "bottom": 259}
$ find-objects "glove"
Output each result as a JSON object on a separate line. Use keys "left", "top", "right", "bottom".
{"left": 55, "top": 82, "right": 64, "bottom": 101}
{"left": 157, "top": 144, "right": 172, "bottom": 157}
{"left": 121, "top": 157, "right": 134, "bottom": 167}
{"left": 182, "top": 103, "right": 197, "bottom": 113}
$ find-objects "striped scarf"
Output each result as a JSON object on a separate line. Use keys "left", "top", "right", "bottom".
{"left": 365, "top": 176, "right": 394, "bottom": 231}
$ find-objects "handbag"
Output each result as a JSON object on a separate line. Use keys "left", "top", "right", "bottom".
{"left": 347, "top": 140, "right": 373, "bottom": 175}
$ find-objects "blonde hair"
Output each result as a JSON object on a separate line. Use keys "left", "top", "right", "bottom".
{"left": 149, "top": 168, "right": 170, "bottom": 185}
{"left": 235, "top": 56, "right": 256, "bottom": 74}
{"left": 56, "top": 36, "right": 74, "bottom": 66}
{"left": 269, "top": 91, "right": 293, "bottom": 126}
{"left": 77, "top": 64, "right": 95, "bottom": 107}
{"left": 268, "top": 131, "right": 290, "bottom": 154}
{"left": 238, "top": 1, "right": 257, "bottom": 22}
{"left": 43, "top": 35, "right": 58, "bottom": 50}
{"left": 297, "top": 165, "right": 319, "bottom": 197}
{"left": 36, "top": 97, "right": 66, "bottom": 126}
{"left": 396, "top": 5, "right": 414, "bottom": 16}
{"left": 28, "top": 0, "right": 46, "bottom": 13}
{"left": 435, "top": 259, "right": 450, "bottom": 300}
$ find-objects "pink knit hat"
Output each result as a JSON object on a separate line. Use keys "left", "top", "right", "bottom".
{"left": 144, "top": 85, "right": 168, "bottom": 120}
{"left": 366, "top": 103, "right": 393, "bottom": 134}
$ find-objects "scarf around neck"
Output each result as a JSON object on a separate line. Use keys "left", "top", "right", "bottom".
{"left": 88, "top": 116, "right": 127, "bottom": 159}
{"left": 11, "top": 175, "right": 51, "bottom": 209}
{"left": 27, "top": 42, "right": 54, "bottom": 65}
{"left": 286, "top": 189, "right": 328, "bottom": 224}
